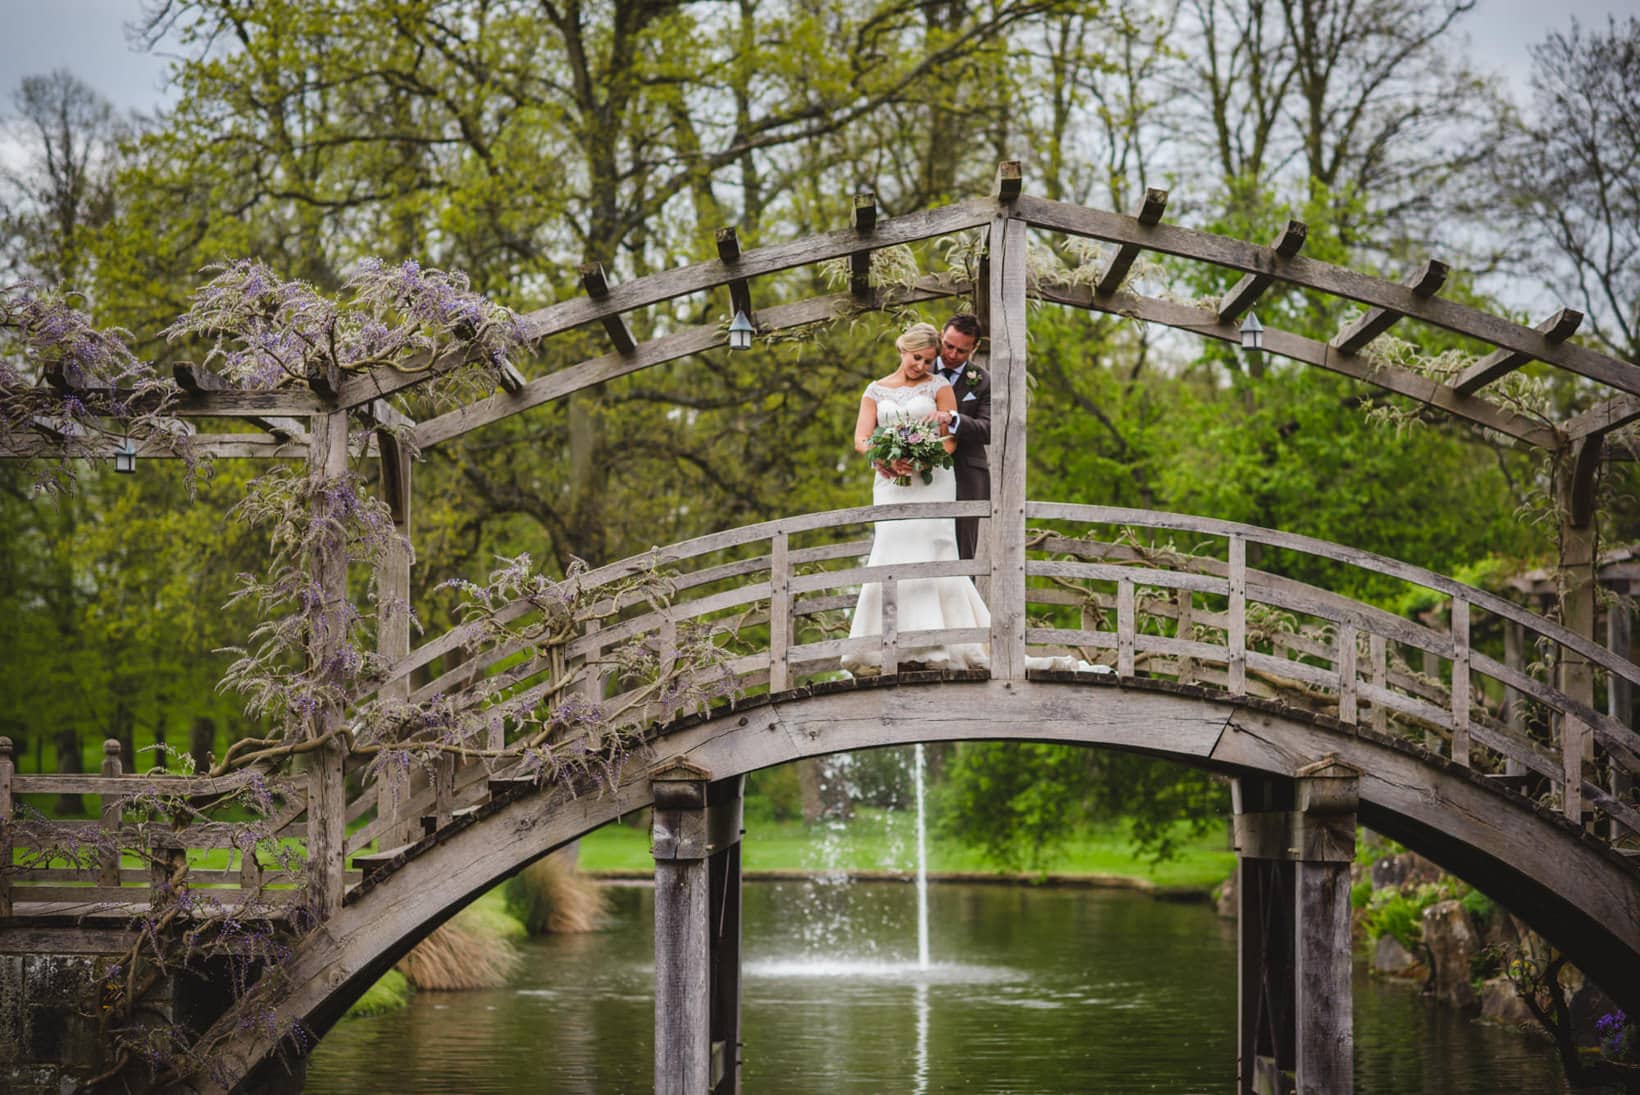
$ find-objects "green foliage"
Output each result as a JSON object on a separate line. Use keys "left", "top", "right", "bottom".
{"left": 1351, "top": 880, "right": 1374, "bottom": 911}
{"left": 345, "top": 969, "right": 410, "bottom": 1019}
{"left": 1460, "top": 887, "right": 1497, "bottom": 927}
{"left": 745, "top": 765, "right": 804, "bottom": 824}
{"left": 933, "top": 743, "right": 1227, "bottom": 872}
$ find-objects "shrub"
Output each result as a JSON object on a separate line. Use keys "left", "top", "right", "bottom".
{"left": 504, "top": 849, "right": 607, "bottom": 934}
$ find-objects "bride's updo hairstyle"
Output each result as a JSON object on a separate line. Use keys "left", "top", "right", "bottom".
{"left": 895, "top": 322, "right": 940, "bottom": 354}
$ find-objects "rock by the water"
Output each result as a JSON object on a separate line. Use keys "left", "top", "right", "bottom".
{"left": 1372, "top": 933, "right": 1422, "bottom": 977}
{"left": 1421, "top": 899, "right": 1479, "bottom": 1010}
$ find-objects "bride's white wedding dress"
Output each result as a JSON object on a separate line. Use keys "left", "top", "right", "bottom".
{"left": 842, "top": 377, "right": 991, "bottom": 672}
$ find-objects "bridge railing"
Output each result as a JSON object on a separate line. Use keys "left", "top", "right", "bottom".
{"left": 1022, "top": 504, "right": 1640, "bottom": 838}
{"left": 0, "top": 739, "right": 319, "bottom": 916}
{"left": 7, "top": 501, "right": 1637, "bottom": 916}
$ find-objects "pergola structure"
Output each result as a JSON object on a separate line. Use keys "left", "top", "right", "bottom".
{"left": 3, "top": 163, "right": 1640, "bottom": 1095}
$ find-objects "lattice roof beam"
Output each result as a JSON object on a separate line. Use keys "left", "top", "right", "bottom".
{"left": 1330, "top": 260, "right": 1449, "bottom": 355}
{"left": 1563, "top": 393, "right": 1640, "bottom": 443}
{"left": 1452, "top": 308, "right": 1584, "bottom": 395}
{"left": 411, "top": 274, "right": 969, "bottom": 449}
{"left": 174, "top": 363, "right": 308, "bottom": 439}
{"left": 716, "top": 227, "right": 753, "bottom": 319}
{"left": 496, "top": 362, "right": 526, "bottom": 394}
{"left": 578, "top": 262, "right": 637, "bottom": 354}
{"left": 1217, "top": 220, "right": 1307, "bottom": 324}
{"left": 1094, "top": 188, "right": 1168, "bottom": 296}
{"left": 1, "top": 431, "right": 306, "bottom": 459}
{"left": 850, "top": 193, "right": 877, "bottom": 298}
{"left": 1015, "top": 194, "right": 1640, "bottom": 398}
{"left": 1033, "top": 278, "right": 1561, "bottom": 450}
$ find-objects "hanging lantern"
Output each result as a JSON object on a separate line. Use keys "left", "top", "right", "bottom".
{"left": 1239, "top": 312, "right": 1265, "bottom": 352}
{"left": 728, "top": 310, "right": 755, "bottom": 351}
{"left": 114, "top": 439, "right": 137, "bottom": 474}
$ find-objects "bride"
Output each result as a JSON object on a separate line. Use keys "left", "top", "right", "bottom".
{"left": 841, "top": 323, "right": 991, "bottom": 673}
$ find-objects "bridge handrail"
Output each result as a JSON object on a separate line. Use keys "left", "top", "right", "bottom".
{"left": 1031, "top": 503, "right": 1640, "bottom": 690}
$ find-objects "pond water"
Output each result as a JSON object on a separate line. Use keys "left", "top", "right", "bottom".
{"left": 306, "top": 881, "right": 1563, "bottom": 1093}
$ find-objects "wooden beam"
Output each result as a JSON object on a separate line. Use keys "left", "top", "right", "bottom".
{"left": 1094, "top": 187, "right": 1168, "bottom": 295}
{"left": 412, "top": 275, "right": 968, "bottom": 448}
{"left": 1015, "top": 194, "right": 1640, "bottom": 398}
{"left": 1217, "top": 220, "right": 1307, "bottom": 324}
{"left": 993, "top": 160, "right": 1022, "bottom": 202}
{"left": 1330, "top": 259, "right": 1449, "bottom": 355}
{"left": 653, "top": 764, "right": 712, "bottom": 1095}
{"left": 1032, "top": 280, "right": 1562, "bottom": 449}
{"left": 1564, "top": 392, "right": 1640, "bottom": 443}
{"left": 715, "top": 227, "right": 752, "bottom": 319}
{"left": 579, "top": 262, "right": 637, "bottom": 354}
{"left": 850, "top": 192, "right": 877, "bottom": 298}
{"left": 1453, "top": 308, "right": 1584, "bottom": 394}
{"left": 497, "top": 362, "right": 526, "bottom": 394}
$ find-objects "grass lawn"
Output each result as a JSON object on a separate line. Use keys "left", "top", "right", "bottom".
{"left": 578, "top": 808, "right": 1235, "bottom": 893}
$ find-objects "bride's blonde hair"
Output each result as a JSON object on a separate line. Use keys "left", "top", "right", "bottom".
{"left": 895, "top": 322, "right": 940, "bottom": 353}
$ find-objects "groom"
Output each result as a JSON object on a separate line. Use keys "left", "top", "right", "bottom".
{"left": 933, "top": 313, "right": 990, "bottom": 560}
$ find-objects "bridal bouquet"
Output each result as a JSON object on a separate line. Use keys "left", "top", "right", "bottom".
{"left": 865, "top": 417, "right": 952, "bottom": 487}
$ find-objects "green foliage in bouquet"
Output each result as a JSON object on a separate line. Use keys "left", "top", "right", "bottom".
{"left": 864, "top": 418, "right": 952, "bottom": 487}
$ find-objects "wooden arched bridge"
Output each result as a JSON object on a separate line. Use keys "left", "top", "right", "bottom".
{"left": 3, "top": 164, "right": 1640, "bottom": 1095}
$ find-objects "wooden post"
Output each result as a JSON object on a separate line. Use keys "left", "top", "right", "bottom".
{"left": 707, "top": 776, "right": 745, "bottom": 1095}
{"left": 768, "top": 531, "right": 790, "bottom": 694}
{"left": 377, "top": 432, "right": 417, "bottom": 847}
{"left": 0, "top": 736, "right": 13, "bottom": 916}
{"left": 1292, "top": 759, "right": 1358, "bottom": 1095}
{"left": 1233, "top": 776, "right": 1295, "bottom": 1095}
{"left": 99, "top": 738, "right": 123, "bottom": 889}
{"left": 1116, "top": 579, "right": 1135, "bottom": 678}
{"left": 1557, "top": 439, "right": 1599, "bottom": 823}
{"left": 1369, "top": 633, "right": 1388, "bottom": 733}
{"left": 652, "top": 759, "right": 713, "bottom": 1095}
{"left": 1608, "top": 586, "right": 1634, "bottom": 831}
{"left": 987, "top": 213, "right": 1028, "bottom": 680}
{"left": 1176, "top": 589, "right": 1196, "bottom": 685}
{"left": 306, "top": 410, "right": 350, "bottom": 918}
{"left": 1502, "top": 620, "right": 1525, "bottom": 777}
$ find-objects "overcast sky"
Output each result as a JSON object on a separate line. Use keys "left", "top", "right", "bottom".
{"left": 1, "top": 0, "right": 1635, "bottom": 120}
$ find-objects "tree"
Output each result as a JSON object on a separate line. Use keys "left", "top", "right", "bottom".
{"left": 1492, "top": 17, "right": 1640, "bottom": 362}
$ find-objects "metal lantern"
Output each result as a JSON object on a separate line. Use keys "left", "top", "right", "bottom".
{"left": 728, "top": 310, "right": 755, "bottom": 351}
{"left": 1239, "top": 312, "right": 1265, "bottom": 352}
{"left": 114, "top": 439, "right": 137, "bottom": 475}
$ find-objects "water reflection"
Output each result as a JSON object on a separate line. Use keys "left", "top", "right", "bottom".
{"left": 306, "top": 882, "right": 1562, "bottom": 1094}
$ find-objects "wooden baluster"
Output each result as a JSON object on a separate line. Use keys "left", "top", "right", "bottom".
{"left": 1228, "top": 536, "right": 1247, "bottom": 695}
{"left": 768, "top": 531, "right": 791, "bottom": 694}
{"left": 1117, "top": 578, "right": 1135, "bottom": 678}
{"left": 99, "top": 738, "right": 123, "bottom": 889}
{"left": 881, "top": 578, "right": 899, "bottom": 676}
{"left": 1422, "top": 646, "right": 1441, "bottom": 753}
{"left": 1450, "top": 597, "right": 1470, "bottom": 767}
{"left": 987, "top": 208, "right": 1028, "bottom": 681}
{"left": 582, "top": 617, "right": 604, "bottom": 707}
{"left": 1176, "top": 588, "right": 1196, "bottom": 685}
{"left": 1337, "top": 623, "right": 1359, "bottom": 726}
{"left": 0, "top": 736, "right": 13, "bottom": 916}
{"left": 1562, "top": 714, "right": 1586, "bottom": 823}
{"left": 1502, "top": 619, "right": 1525, "bottom": 777}
{"left": 1369, "top": 634, "right": 1388, "bottom": 733}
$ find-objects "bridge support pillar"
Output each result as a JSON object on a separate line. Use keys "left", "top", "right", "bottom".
{"left": 651, "top": 762, "right": 743, "bottom": 1095}
{"left": 1234, "top": 760, "right": 1358, "bottom": 1095}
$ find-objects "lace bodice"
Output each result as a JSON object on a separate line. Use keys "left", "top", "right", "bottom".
{"left": 866, "top": 375, "right": 949, "bottom": 425}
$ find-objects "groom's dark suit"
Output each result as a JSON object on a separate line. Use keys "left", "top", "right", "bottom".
{"left": 939, "top": 356, "right": 991, "bottom": 560}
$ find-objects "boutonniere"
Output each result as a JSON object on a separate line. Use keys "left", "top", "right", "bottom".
{"left": 965, "top": 368, "right": 980, "bottom": 386}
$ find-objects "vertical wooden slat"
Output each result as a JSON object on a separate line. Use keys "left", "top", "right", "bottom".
{"left": 881, "top": 578, "right": 899, "bottom": 676}
{"left": 1116, "top": 579, "right": 1135, "bottom": 678}
{"left": 99, "top": 738, "right": 123, "bottom": 888}
{"left": 581, "top": 617, "right": 604, "bottom": 706}
{"left": 1227, "top": 536, "right": 1247, "bottom": 695}
{"left": 1369, "top": 634, "right": 1388, "bottom": 733}
{"left": 1450, "top": 597, "right": 1470, "bottom": 767}
{"left": 0, "top": 737, "right": 13, "bottom": 916}
{"left": 768, "top": 531, "right": 791, "bottom": 694}
{"left": 1337, "top": 623, "right": 1359, "bottom": 725}
{"left": 1420, "top": 646, "right": 1440, "bottom": 751}
{"left": 1607, "top": 591, "right": 1634, "bottom": 828}
{"left": 987, "top": 215, "right": 1029, "bottom": 680}
{"left": 1502, "top": 619, "right": 1525, "bottom": 776}
{"left": 1176, "top": 589, "right": 1195, "bottom": 684}
{"left": 1563, "top": 715, "right": 1586, "bottom": 823}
